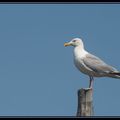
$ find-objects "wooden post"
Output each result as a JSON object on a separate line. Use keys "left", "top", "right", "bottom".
{"left": 76, "top": 88, "right": 94, "bottom": 116}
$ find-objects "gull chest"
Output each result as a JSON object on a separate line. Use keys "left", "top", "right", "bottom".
{"left": 74, "top": 56, "right": 87, "bottom": 73}
{"left": 73, "top": 47, "right": 90, "bottom": 74}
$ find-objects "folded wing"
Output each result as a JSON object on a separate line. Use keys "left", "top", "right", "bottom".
{"left": 83, "top": 53, "right": 118, "bottom": 74}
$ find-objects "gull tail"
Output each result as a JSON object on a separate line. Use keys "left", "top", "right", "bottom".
{"left": 108, "top": 72, "right": 120, "bottom": 79}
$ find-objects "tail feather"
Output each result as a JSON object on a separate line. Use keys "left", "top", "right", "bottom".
{"left": 109, "top": 72, "right": 120, "bottom": 76}
{"left": 108, "top": 72, "right": 120, "bottom": 79}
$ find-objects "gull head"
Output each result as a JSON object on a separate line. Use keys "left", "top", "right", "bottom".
{"left": 64, "top": 38, "right": 84, "bottom": 48}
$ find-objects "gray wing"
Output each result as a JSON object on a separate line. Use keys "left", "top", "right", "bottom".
{"left": 83, "top": 53, "right": 117, "bottom": 74}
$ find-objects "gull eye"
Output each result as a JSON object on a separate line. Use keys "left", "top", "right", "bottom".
{"left": 73, "top": 40, "right": 77, "bottom": 42}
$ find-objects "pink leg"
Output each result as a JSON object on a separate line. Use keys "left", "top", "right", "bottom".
{"left": 89, "top": 76, "right": 94, "bottom": 89}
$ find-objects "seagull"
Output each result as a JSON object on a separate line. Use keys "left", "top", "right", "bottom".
{"left": 64, "top": 38, "right": 120, "bottom": 89}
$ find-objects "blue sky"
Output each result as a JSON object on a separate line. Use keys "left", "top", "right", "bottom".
{"left": 0, "top": 4, "right": 120, "bottom": 116}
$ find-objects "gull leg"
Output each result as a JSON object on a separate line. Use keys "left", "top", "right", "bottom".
{"left": 89, "top": 76, "right": 94, "bottom": 89}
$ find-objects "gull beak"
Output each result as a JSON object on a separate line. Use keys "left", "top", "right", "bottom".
{"left": 64, "top": 42, "right": 71, "bottom": 47}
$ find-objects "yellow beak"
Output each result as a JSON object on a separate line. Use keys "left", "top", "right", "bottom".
{"left": 64, "top": 42, "right": 71, "bottom": 47}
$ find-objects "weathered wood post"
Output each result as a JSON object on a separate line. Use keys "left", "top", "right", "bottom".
{"left": 76, "top": 88, "right": 94, "bottom": 116}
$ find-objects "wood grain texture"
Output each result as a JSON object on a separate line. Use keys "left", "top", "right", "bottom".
{"left": 76, "top": 88, "right": 94, "bottom": 116}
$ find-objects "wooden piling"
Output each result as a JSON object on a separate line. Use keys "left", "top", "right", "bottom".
{"left": 76, "top": 88, "right": 94, "bottom": 116}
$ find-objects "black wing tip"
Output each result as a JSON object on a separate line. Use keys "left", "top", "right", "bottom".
{"left": 109, "top": 72, "right": 120, "bottom": 76}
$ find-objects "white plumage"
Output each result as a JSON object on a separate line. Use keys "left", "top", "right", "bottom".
{"left": 64, "top": 38, "right": 120, "bottom": 88}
